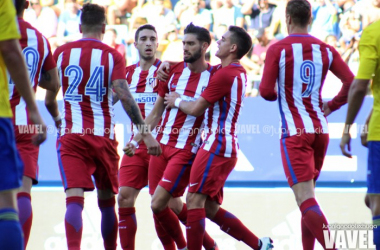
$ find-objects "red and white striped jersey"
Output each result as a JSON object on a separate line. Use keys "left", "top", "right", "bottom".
{"left": 53, "top": 38, "right": 126, "bottom": 139}
{"left": 126, "top": 59, "right": 161, "bottom": 146}
{"left": 157, "top": 62, "right": 216, "bottom": 154}
{"left": 201, "top": 63, "right": 247, "bottom": 158}
{"left": 8, "top": 18, "right": 56, "bottom": 125}
{"left": 260, "top": 34, "right": 354, "bottom": 138}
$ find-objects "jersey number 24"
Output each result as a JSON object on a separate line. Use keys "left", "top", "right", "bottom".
{"left": 64, "top": 65, "right": 106, "bottom": 102}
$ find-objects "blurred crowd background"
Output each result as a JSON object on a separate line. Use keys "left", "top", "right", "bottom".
{"left": 26, "top": 0, "right": 379, "bottom": 97}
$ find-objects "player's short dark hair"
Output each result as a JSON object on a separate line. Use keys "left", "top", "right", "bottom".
{"left": 15, "top": 0, "right": 27, "bottom": 15}
{"left": 184, "top": 23, "right": 211, "bottom": 46}
{"left": 228, "top": 26, "right": 252, "bottom": 59}
{"left": 135, "top": 24, "right": 157, "bottom": 41}
{"left": 81, "top": 3, "right": 105, "bottom": 33}
{"left": 286, "top": 0, "right": 311, "bottom": 27}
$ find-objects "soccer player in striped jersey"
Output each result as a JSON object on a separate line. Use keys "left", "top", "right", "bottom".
{"left": 0, "top": 0, "right": 47, "bottom": 249}
{"left": 128, "top": 23, "right": 218, "bottom": 250}
{"left": 259, "top": 0, "right": 354, "bottom": 249}
{"left": 340, "top": 20, "right": 380, "bottom": 250}
{"left": 53, "top": 4, "right": 161, "bottom": 250}
{"left": 116, "top": 24, "right": 164, "bottom": 250}
{"left": 9, "top": 1, "right": 60, "bottom": 248}
{"left": 165, "top": 26, "right": 273, "bottom": 250}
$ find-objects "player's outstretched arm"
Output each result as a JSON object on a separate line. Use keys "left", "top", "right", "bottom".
{"left": 113, "top": 78, "right": 162, "bottom": 156}
{"left": 0, "top": 39, "right": 46, "bottom": 145}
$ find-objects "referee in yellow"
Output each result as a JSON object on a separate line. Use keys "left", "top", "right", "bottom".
{"left": 0, "top": 0, "right": 46, "bottom": 248}
{"left": 340, "top": 20, "right": 380, "bottom": 249}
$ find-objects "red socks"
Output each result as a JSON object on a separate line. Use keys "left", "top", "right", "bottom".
{"left": 65, "top": 196, "right": 84, "bottom": 250}
{"left": 211, "top": 207, "right": 260, "bottom": 249}
{"left": 186, "top": 208, "right": 206, "bottom": 250}
{"left": 154, "top": 207, "right": 186, "bottom": 249}
{"left": 153, "top": 215, "right": 176, "bottom": 250}
{"left": 118, "top": 207, "right": 137, "bottom": 250}
{"left": 302, "top": 217, "right": 316, "bottom": 249}
{"left": 300, "top": 198, "right": 334, "bottom": 250}
{"left": 176, "top": 203, "right": 215, "bottom": 250}
{"left": 98, "top": 197, "right": 118, "bottom": 250}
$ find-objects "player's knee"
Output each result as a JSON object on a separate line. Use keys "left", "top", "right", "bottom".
{"left": 151, "top": 199, "right": 164, "bottom": 214}
{"left": 368, "top": 195, "right": 380, "bottom": 216}
{"left": 117, "top": 193, "right": 135, "bottom": 208}
{"left": 168, "top": 198, "right": 183, "bottom": 215}
{"left": 205, "top": 201, "right": 219, "bottom": 219}
{"left": 365, "top": 195, "right": 370, "bottom": 208}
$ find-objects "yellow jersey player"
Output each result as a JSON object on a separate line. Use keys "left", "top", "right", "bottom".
{"left": 340, "top": 20, "right": 380, "bottom": 249}
{"left": 0, "top": 0, "right": 46, "bottom": 248}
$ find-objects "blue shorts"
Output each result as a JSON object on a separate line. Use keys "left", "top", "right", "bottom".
{"left": 367, "top": 141, "right": 380, "bottom": 194}
{"left": 0, "top": 118, "right": 23, "bottom": 191}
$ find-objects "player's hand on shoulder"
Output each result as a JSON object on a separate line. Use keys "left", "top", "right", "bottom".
{"left": 157, "top": 61, "right": 171, "bottom": 82}
{"left": 323, "top": 101, "right": 332, "bottom": 117}
{"left": 123, "top": 142, "right": 136, "bottom": 157}
{"left": 143, "top": 134, "right": 162, "bottom": 156}
{"left": 29, "top": 110, "right": 47, "bottom": 146}
{"left": 164, "top": 92, "right": 180, "bottom": 109}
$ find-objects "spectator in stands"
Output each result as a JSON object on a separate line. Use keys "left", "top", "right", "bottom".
{"left": 339, "top": 7, "right": 361, "bottom": 50}
{"left": 140, "top": 0, "right": 177, "bottom": 41}
{"left": 56, "top": 0, "right": 82, "bottom": 46}
{"left": 251, "top": 28, "right": 278, "bottom": 67}
{"left": 241, "top": 0, "right": 277, "bottom": 32}
{"left": 355, "top": 0, "right": 380, "bottom": 28}
{"left": 103, "top": 28, "right": 127, "bottom": 61}
{"left": 213, "top": 0, "right": 245, "bottom": 32}
{"left": 267, "top": 0, "right": 289, "bottom": 40}
{"left": 178, "top": 0, "right": 212, "bottom": 32}
{"left": 161, "top": 25, "right": 183, "bottom": 62}
{"left": 174, "top": 0, "right": 206, "bottom": 22}
{"left": 24, "top": 0, "right": 58, "bottom": 39}
{"left": 310, "top": 0, "right": 340, "bottom": 40}
{"left": 325, "top": 34, "right": 342, "bottom": 53}
{"left": 107, "top": 0, "right": 137, "bottom": 25}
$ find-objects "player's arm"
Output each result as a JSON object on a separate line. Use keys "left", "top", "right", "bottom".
{"left": 259, "top": 47, "right": 279, "bottom": 101}
{"left": 113, "top": 79, "right": 161, "bottom": 155}
{"left": 165, "top": 93, "right": 211, "bottom": 117}
{"left": 340, "top": 30, "right": 376, "bottom": 157}
{"left": 0, "top": 39, "right": 46, "bottom": 145}
{"left": 39, "top": 41, "right": 59, "bottom": 92}
{"left": 39, "top": 67, "right": 60, "bottom": 92}
{"left": 112, "top": 90, "right": 119, "bottom": 105}
{"left": 45, "top": 87, "right": 61, "bottom": 129}
{"left": 113, "top": 78, "right": 148, "bottom": 130}
{"left": 360, "top": 108, "right": 372, "bottom": 147}
{"left": 165, "top": 70, "right": 232, "bottom": 116}
{"left": 326, "top": 47, "right": 355, "bottom": 113}
{"left": 132, "top": 95, "right": 166, "bottom": 145}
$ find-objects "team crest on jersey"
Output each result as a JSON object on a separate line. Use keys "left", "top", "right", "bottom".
{"left": 201, "top": 86, "right": 207, "bottom": 93}
{"left": 148, "top": 77, "right": 156, "bottom": 87}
